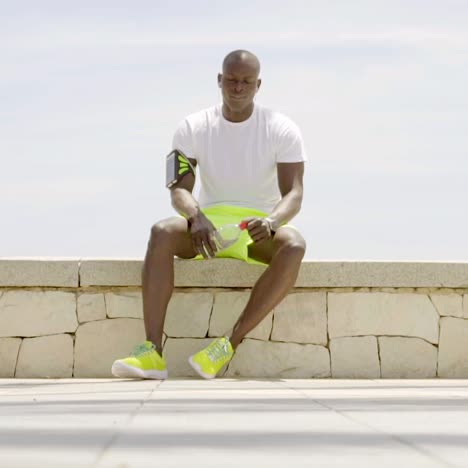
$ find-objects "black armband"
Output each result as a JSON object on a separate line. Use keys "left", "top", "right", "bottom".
{"left": 165, "top": 149, "right": 195, "bottom": 188}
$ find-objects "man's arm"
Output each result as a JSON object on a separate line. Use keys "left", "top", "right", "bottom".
{"left": 170, "top": 159, "right": 200, "bottom": 222}
{"left": 170, "top": 159, "right": 218, "bottom": 258}
{"left": 242, "top": 162, "right": 304, "bottom": 243}
{"left": 268, "top": 161, "right": 304, "bottom": 228}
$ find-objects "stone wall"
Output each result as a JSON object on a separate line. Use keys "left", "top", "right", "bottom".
{"left": 1, "top": 259, "right": 468, "bottom": 379}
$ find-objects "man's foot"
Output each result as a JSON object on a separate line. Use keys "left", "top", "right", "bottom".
{"left": 111, "top": 341, "right": 168, "bottom": 379}
{"left": 188, "top": 336, "right": 234, "bottom": 379}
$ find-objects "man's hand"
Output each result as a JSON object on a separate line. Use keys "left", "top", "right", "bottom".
{"left": 189, "top": 214, "right": 218, "bottom": 259}
{"left": 242, "top": 217, "right": 273, "bottom": 243}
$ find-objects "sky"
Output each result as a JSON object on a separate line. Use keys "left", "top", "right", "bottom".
{"left": 1, "top": 0, "right": 467, "bottom": 260}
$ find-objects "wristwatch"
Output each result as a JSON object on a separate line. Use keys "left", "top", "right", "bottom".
{"left": 265, "top": 217, "right": 280, "bottom": 233}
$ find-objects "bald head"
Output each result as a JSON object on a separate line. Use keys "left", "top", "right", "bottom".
{"left": 222, "top": 50, "right": 260, "bottom": 75}
{"left": 218, "top": 50, "right": 262, "bottom": 122}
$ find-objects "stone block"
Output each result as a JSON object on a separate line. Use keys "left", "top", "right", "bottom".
{"left": 178, "top": 261, "right": 468, "bottom": 288}
{"left": 328, "top": 292, "right": 439, "bottom": 344}
{"left": 464, "top": 294, "right": 468, "bottom": 318}
{"left": 430, "top": 293, "right": 464, "bottom": 318}
{"left": 16, "top": 334, "right": 73, "bottom": 378}
{"left": 0, "top": 338, "right": 22, "bottom": 377}
{"left": 80, "top": 258, "right": 267, "bottom": 288}
{"left": 379, "top": 337, "right": 437, "bottom": 378}
{"left": 0, "top": 291, "right": 78, "bottom": 337}
{"left": 0, "top": 259, "right": 79, "bottom": 287}
{"left": 209, "top": 291, "right": 271, "bottom": 340}
{"left": 225, "top": 339, "right": 330, "bottom": 378}
{"left": 330, "top": 336, "right": 380, "bottom": 378}
{"left": 175, "top": 259, "right": 267, "bottom": 287}
{"left": 163, "top": 338, "right": 213, "bottom": 377}
{"left": 271, "top": 292, "right": 327, "bottom": 345}
{"left": 74, "top": 319, "right": 145, "bottom": 377}
{"left": 105, "top": 292, "right": 142, "bottom": 318}
{"left": 79, "top": 260, "right": 142, "bottom": 286}
{"left": 77, "top": 293, "right": 106, "bottom": 323}
{"left": 164, "top": 293, "right": 213, "bottom": 338}
{"left": 438, "top": 317, "right": 468, "bottom": 378}
{"left": 297, "top": 262, "right": 468, "bottom": 288}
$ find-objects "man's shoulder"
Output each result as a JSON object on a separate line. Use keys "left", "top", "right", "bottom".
{"left": 257, "top": 104, "right": 296, "bottom": 124}
{"left": 174, "top": 105, "right": 220, "bottom": 139}
{"left": 256, "top": 105, "right": 300, "bottom": 132}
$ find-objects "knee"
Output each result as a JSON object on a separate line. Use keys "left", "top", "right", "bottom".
{"left": 277, "top": 234, "right": 306, "bottom": 262}
{"left": 148, "top": 221, "right": 173, "bottom": 248}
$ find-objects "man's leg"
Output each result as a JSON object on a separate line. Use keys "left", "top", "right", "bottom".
{"left": 229, "top": 227, "right": 306, "bottom": 348}
{"left": 142, "top": 217, "right": 196, "bottom": 354}
{"left": 188, "top": 227, "right": 305, "bottom": 379}
{"left": 112, "top": 217, "right": 196, "bottom": 379}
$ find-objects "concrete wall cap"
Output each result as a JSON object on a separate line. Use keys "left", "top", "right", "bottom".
{"left": 1, "top": 258, "right": 468, "bottom": 288}
{"left": 0, "top": 258, "right": 79, "bottom": 287}
{"left": 77, "top": 258, "right": 468, "bottom": 288}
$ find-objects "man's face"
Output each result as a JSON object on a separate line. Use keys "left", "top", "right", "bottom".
{"left": 218, "top": 59, "right": 260, "bottom": 112}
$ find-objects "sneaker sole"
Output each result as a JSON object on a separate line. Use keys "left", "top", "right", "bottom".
{"left": 188, "top": 356, "right": 215, "bottom": 380}
{"left": 111, "top": 361, "right": 168, "bottom": 380}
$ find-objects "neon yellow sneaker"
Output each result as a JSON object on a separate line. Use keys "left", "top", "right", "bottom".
{"left": 111, "top": 341, "right": 168, "bottom": 380}
{"left": 188, "top": 337, "right": 234, "bottom": 379}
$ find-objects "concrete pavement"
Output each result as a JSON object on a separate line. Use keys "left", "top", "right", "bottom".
{"left": 1, "top": 378, "right": 468, "bottom": 467}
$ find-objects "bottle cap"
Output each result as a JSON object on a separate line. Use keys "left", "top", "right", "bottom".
{"left": 239, "top": 221, "right": 248, "bottom": 230}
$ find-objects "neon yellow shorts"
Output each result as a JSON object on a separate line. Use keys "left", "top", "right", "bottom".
{"left": 189, "top": 205, "right": 294, "bottom": 265}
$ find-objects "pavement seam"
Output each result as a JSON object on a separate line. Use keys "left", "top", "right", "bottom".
{"left": 13, "top": 338, "right": 23, "bottom": 378}
{"left": 92, "top": 381, "right": 162, "bottom": 467}
{"left": 277, "top": 381, "right": 456, "bottom": 468}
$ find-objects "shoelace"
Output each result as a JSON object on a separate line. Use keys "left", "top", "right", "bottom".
{"left": 131, "top": 343, "right": 154, "bottom": 357}
{"left": 206, "top": 339, "right": 230, "bottom": 363}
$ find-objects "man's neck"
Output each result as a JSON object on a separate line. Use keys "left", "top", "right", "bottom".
{"left": 222, "top": 103, "right": 255, "bottom": 122}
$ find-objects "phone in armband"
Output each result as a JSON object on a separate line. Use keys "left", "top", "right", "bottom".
{"left": 165, "top": 149, "right": 195, "bottom": 188}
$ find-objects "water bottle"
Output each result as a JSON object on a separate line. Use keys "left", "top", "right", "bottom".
{"left": 214, "top": 221, "right": 248, "bottom": 251}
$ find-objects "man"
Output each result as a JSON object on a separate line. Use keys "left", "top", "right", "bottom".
{"left": 112, "top": 49, "right": 307, "bottom": 380}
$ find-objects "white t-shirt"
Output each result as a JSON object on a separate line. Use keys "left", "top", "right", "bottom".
{"left": 172, "top": 103, "right": 307, "bottom": 214}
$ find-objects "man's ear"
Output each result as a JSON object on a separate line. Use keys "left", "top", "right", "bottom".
{"left": 217, "top": 73, "right": 222, "bottom": 88}
{"left": 256, "top": 78, "right": 262, "bottom": 91}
